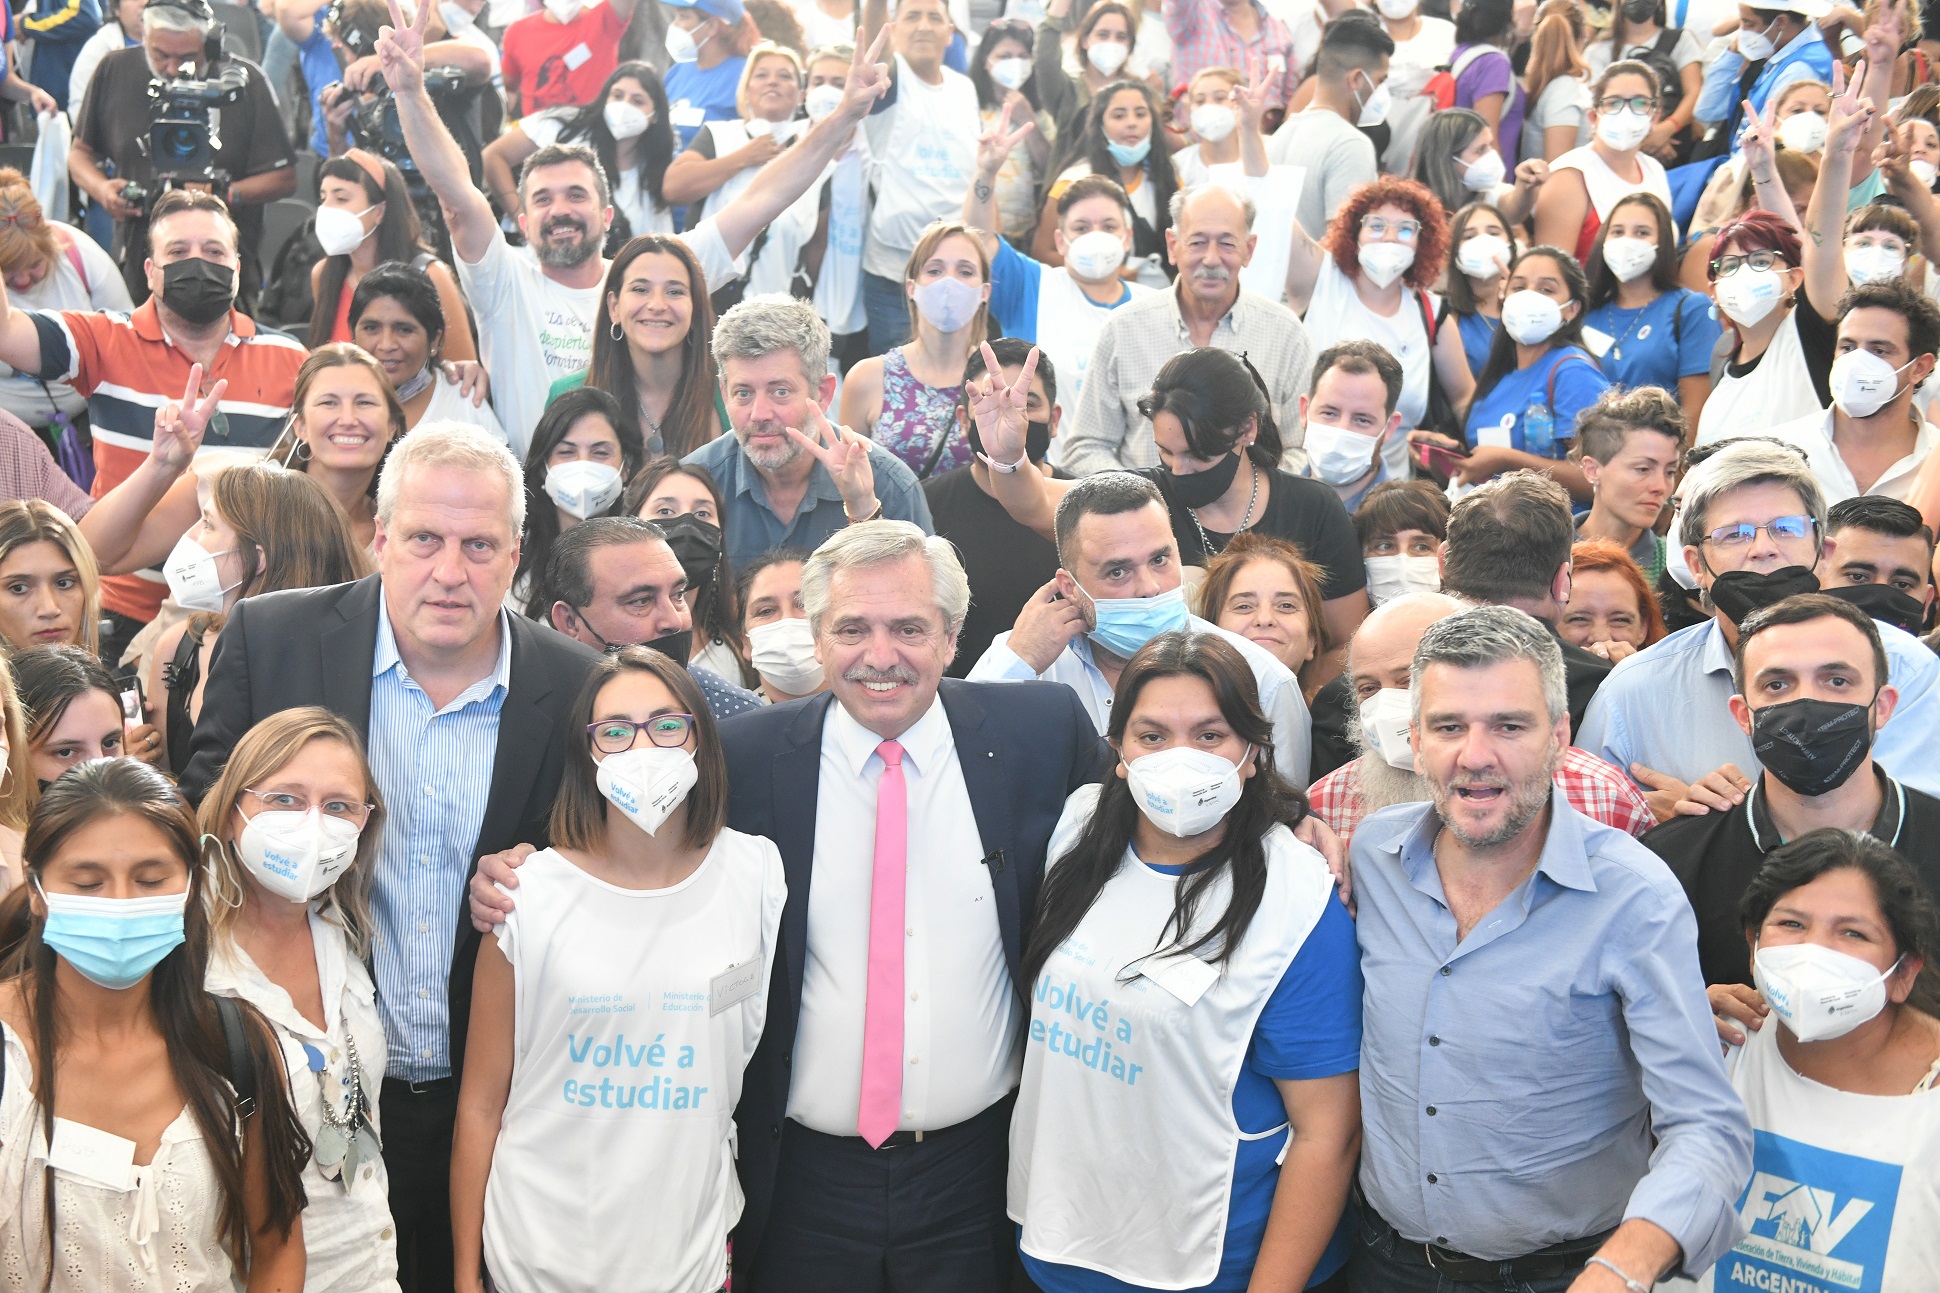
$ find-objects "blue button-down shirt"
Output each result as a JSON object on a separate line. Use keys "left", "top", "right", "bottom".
{"left": 1352, "top": 791, "right": 1752, "bottom": 1269}
{"left": 1577, "top": 616, "right": 1940, "bottom": 799}
{"left": 366, "top": 605, "right": 511, "bottom": 1081}
{"left": 682, "top": 429, "right": 934, "bottom": 570}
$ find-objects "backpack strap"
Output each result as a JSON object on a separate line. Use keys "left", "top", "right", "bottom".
{"left": 1450, "top": 45, "right": 1489, "bottom": 78}
{"left": 1415, "top": 288, "right": 1437, "bottom": 343}
{"left": 1544, "top": 351, "right": 1598, "bottom": 413}
{"left": 54, "top": 226, "right": 86, "bottom": 295}
{"left": 215, "top": 996, "right": 258, "bottom": 1121}
{"left": 1653, "top": 29, "right": 1679, "bottom": 56}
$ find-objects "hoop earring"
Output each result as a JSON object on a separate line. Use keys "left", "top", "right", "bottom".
{"left": 611, "top": 321, "right": 624, "bottom": 340}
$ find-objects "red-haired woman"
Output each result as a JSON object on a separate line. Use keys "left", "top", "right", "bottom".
{"left": 1562, "top": 537, "right": 1667, "bottom": 663}
{"left": 1287, "top": 176, "right": 1475, "bottom": 488}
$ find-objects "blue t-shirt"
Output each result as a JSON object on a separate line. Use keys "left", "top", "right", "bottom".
{"left": 986, "top": 237, "right": 1131, "bottom": 343}
{"left": 1456, "top": 310, "right": 1498, "bottom": 378}
{"left": 1464, "top": 345, "right": 1610, "bottom": 458}
{"left": 1584, "top": 288, "right": 1721, "bottom": 393}
{"left": 663, "top": 56, "right": 745, "bottom": 153}
{"left": 1021, "top": 887, "right": 1364, "bottom": 1293}
{"left": 300, "top": 24, "right": 344, "bottom": 158}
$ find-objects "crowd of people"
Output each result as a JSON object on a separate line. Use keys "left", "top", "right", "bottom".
{"left": 0, "top": 0, "right": 1935, "bottom": 1285}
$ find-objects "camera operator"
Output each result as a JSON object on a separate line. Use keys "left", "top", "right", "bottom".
{"left": 277, "top": 0, "right": 495, "bottom": 159}
{"left": 69, "top": 0, "right": 297, "bottom": 302}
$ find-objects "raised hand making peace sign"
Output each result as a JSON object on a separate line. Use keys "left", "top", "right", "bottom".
{"left": 785, "top": 401, "right": 881, "bottom": 522}
{"left": 150, "top": 364, "right": 229, "bottom": 475}
{"left": 376, "top": 0, "right": 432, "bottom": 94}
{"left": 966, "top": 341, "right": 1041, "bottom": 469}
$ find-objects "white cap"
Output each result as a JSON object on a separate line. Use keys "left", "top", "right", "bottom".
{"left": 1758, "top": 0, "right": 1833, "bottom": 18}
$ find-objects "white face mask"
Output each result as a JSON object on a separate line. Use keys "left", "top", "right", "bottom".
{"left": 1458, "top": 148, "right": 1507, "bottom": 191}
{"left": 990, "top": 56, "right": 1031, "bottom": 90}
{"left": 1357, "top": 687, "right": 1416, "bottom": 771}
{"left": 1737, "top": 23, "right": 1776, "bottom": 61}
{"left": 1455, "top": 232, "right": 1510, "bottom": 279}
{"left": 1190, "top": 103, "right": 1236, "bottom": 143}
{"left": 1304, "top": 418, "right": 1381, "bottom": 485}
{"left": 1753, "top": 942, "right": 1903, "bottom": 1043}
{"left": 1714, "top": 265, "right": 1787, "bottom": 327}
{"left": 236, "top": 808, "right": 362, "bottom": 903}
{"left": 805, "top": 83, "right": 844, "bottom": 122}
{"left": 545, "top": 0, "right": 582, "bottom": 20}
{"left": 1601, "top": 236, "right": 1657, "bottom": 283}
{"left": 1595, "top": 107, "right": 1652, "bottom": 152}
{"left": 911, "top": 277, "right": 983, "bottom": 333}
{"left": 438, "top": 0, "right": 474, "bottom": 28}
{"left": 604, "top": 101, "right": 652, "bottom": 140}
{"left": 1365, "top": 552, "right": 1441, "bottom": 604}
{"left": 748, "top": 617, "right": 825, "bottom": 694}
{"left": 1086, "top": 39, "right": 1129, "bottom": 76}
{"left": 1777, "top": 109, "right": 1827, "bottom": 153}
{"left": 1500, "top": 289, "right": 1565, "bottom": 344}
{"left": 1065, "top": 228, "right": 1129, "bottom": 280}
{"left": 1354, "top": 75, "right": 1392, "bottom": 127}
{"left": 1914, "top": 158, "right": 1940, "bottom": 188}
{"left": 314, "top": 204, "right": 375, "bottom": 258}
{"left": 163, "top": 532, "right": 241, "bottom": 614}
{"left": 1357, "top": 240, "right": 1416, "bottom": 289}
{"left": 665, "top": 22, "right": 701, "bottom": 63}
{"left": 1374, "top": 0, "right": 1416, "bottom": 17}
{"left": 1846, "top": 243, "right": 1906, "bottom": 286}
{"left": 595, "top": 746, "right": 699, "bottom": 836}
{"left": 1829, "top": 347, "right": 1915, "bottom": 419}
{"left": 1123, "top": 745, "right": 1251, "bottom": 838}
{"left": 545, "top": 460, "right": 624, "bottom": 520}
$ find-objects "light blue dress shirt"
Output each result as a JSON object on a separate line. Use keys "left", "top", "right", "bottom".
{"left": 682, "top": 430, "right": 934, "bottom": 571}
{"left": 1576, "top": 617, "right": 1940, "bottom": 798}
{"left": 1351, "top": 790, "right": 1753, "bottom": 1269}
{"left": 366, "top": 606, "right": 511, "bottom": 1082}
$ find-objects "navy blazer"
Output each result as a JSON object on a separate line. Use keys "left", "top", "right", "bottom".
{"left": 721, "top": 678, "right": 1105, "bottom": 1284}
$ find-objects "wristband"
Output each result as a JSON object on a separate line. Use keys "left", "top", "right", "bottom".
{"left": 978, "top": 450, "right": 1027, "bottom": 474}
{"left": 844, "top": 498, "right": 884, "bottom": 524}
{"left": 1586, "top": 1257, "right": 1650, "bottom": 1293}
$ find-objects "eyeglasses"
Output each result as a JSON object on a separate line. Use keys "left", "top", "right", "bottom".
{"left": 1711, "top": 249, "right": 1786, "bottom": 278}
{"left": 1595, "top": 94, "right": 1656, "bottom": 115}
{"left": 588, "top": 713, "right": 697, "bottom": 753}
{"left": 0, "top": 211, "right": 44, "bottom": 229}
{"left": 1702, "top": 514, "right": 1817, "bottom": 548}
{"left": 1361, "top": 215, "right": 1420, "bottom": 243}
{"left": 241, "top": 787, "right": 375, "bottom": 828}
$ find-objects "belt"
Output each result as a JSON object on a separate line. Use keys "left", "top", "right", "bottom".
{"left": 795, "top": 1094, "right": 1012, "bottom": 1150}
{"left": 1367, "top": 1205, "right": 1612, "bottom": 1285}
{"left": 381, "top": 1076, "right": 455, "bottom": 1097}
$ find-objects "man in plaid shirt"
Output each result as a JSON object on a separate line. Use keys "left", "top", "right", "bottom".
{"left": 1310, "top": 592, "right": 1651, "bottom": 845}
{"left": 1165, "top": 0, "right": 1302, "bottom": 114}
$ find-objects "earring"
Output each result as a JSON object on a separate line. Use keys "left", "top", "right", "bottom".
{"left": 611, "top": 321, "right": 624, "bottom": 340}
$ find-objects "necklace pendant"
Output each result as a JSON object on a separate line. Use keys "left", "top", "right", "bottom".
{"left": 314, "top": 1121, "right": 348, "bottom": 1169}
{"left": 1612, "top": 346, "right": 1622, "bottom": 360}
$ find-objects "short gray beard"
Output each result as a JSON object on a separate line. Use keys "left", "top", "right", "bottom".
{"left": 1345, "top": 720, "right": 1434, "bottom": 813}
{"left": 1430, "top": 749, "right": 1559, "bottom": 850}
{"left": 739, "top": 428, "right": 806, "bottom": 472}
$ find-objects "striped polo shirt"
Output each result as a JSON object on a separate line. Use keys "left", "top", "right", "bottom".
{"left": 30, "top": 301, "right": 308, "bottom": 623}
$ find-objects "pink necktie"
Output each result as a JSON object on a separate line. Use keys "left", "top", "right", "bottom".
{"left": 857, "top": 739, "right": 907, "bottom": 1148}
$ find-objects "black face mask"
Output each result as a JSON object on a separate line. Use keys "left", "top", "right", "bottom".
{"left": 658, "top": 515, "right": 723, "bottom": 592}
{"left": 1166, "top": 450, "right": 1243, "bottom": 509}
{"left": 1823, "top": 582, "right": 1929, "bottom": 636}
{"left": 1621, "top": 0, "right": 1657, "bottom": 22}
{"left": 966, "top": 414, "right": 1052, "bottom": 467}
{"left": 640, "top": 627, "right": 693, "bottom": 667}
{"left": 158, "top": 257, "right": 236, "bottom": 325}
{"left": 1751, "top": 696, "right": 1875, "bottom": 798}
{"left": 1708, "top": 564, "right": 1822, "bottom": 625}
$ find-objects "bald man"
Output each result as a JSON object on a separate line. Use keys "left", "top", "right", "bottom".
{"left": 1309, "top": 593, "right": 1654, "bottom": 844}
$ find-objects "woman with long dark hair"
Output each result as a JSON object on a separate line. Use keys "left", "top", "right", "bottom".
{"left": 514, "top": 387, "right": 647, "bottom": 620}
{"left": 307, "top": 150, "right": 476, "bottom": 359}
{"left": 1411, "top": 109, "right": 1541, "bottom": 230}
{"left": 1581, "top": 191, "right": 1719, "bottom": 427}
{"left": 1034, "top": 0, "right": 1140, "bottom": 174}
{"left": 551, "top": 235, "right": 727, "bottom": 457}
{"left": 482, "top": 62, "right": 677, "bottom": 248}
{"left": 0, "top": 758, "right": 310, "bottom": 1289}
{"left": 1037, "top": 79, "right": 1180, "bottom": 289}
{"left": 623, "top": 457, "right": 742, "bottom": 687}
{"left": 968, "top": 18, "right": 1053, "bottom": 245}
{"left": 1010, "top": 630, "right": 1360, "bottom": 1292}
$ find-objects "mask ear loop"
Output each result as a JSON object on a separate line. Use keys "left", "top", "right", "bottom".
{"left": 202, "top": 831, "right": 245, "bottom": 911}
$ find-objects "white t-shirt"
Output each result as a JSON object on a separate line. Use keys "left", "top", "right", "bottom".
{"left": 1584, "top": 26, "right": 1706, "bottom": 76}
{"left": 1523, "top": 74, "right": 1592, "bottom": 162}
{"left": 1697, "top": 311, "right": 1827, "bottom": 446}
{"left": 1381, "top": 16, "right": 1456, "bottom": 174}
{"left": 484, "top": 836, "right": 785, "bottom": 1293}
{"left": 862, "top": 56, "right": 981, "bottom": 279}
{"left": 422, "top": 368, "right": 510, "bottom": 442}
{"left": 520, "top": 109, "right": 676, "bottom": 240}
{"left": 0, "top": 228, "right": 130, "bottom": 427}
{"left": 1266, "top": 108, "right": 1376, "bottom": 241}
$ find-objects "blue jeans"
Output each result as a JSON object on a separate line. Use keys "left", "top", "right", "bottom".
{"left": 863, "top": 271, "right": 912, "bottom": 355}
{"left": 1347, "top": 1210, "right": 1583, "bottom": 1293}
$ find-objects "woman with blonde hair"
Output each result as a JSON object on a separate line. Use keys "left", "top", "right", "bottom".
{"left": 0, "top": 500, "right": 99, "bottom": 656}
{"left": 0, "top": 649, "right": 35, "bottom": 883}
{"left": 1520, "top": 0, "right": 1593, "bottom": 162}
{"left": 198, "top": 706, "right": 397, "bottom": 1293}
{"left": 839, "top": 221, "right": 992, "bottom": 479}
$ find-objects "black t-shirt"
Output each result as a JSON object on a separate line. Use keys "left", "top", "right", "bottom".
{"left": 1143, "top": 465, "right": 1368, "bottom": 603}
{"left": 1723, "top": 297, "right": 1837, "bottom": 409}
{"left": 76, "top": 47, "right": 294, "bottom": 296}
{"left": 1644, "top": 769, "right": 1940, "bottom": 987}
{"left": 926, "top": 464, "right": 1064, "bottom": 679}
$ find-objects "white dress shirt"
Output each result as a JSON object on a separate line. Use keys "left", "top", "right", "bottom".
{"left": 786, "top": 696, "right": 1023, "bottom": 1136}
{"left": 1744, "top": 408, "right": 1937, "bottom": 504}
{"left": 968, "top": 615, "right": 1314, "bottom": 788}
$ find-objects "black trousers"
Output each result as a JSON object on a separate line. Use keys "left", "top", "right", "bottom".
{"left": 753, "top": 1098, "right": 1015, "bottom": 1293}
{"left": 381, "top": 1078, "right": 456, "bottom": 1293}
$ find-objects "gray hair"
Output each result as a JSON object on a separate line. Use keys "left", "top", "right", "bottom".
{"left": 375, "top": 421, "right": 526, "bottom": 536}
{"left": 144, "top": 2, "right": 214, "bottom": 36}
{"left": 1170, "top": 184, "right": 1258, "bottom": 232}
{"left": 1409, "top": 604, "right": 1568, "bottom": 726}
{"left": 712, "top": 294, "right": 833, "bottom": 386}
{"left": 520, "top": 142, "right": 611, "bottom": 213}
{"left": 800, "top": 520, "right": 970, "bottom": 636}
{"left": 1053, "top": 471, "right": 1165, "bottom": 568}
{"left": 1677, "top": 438, "right": 1827, "bottom": 553}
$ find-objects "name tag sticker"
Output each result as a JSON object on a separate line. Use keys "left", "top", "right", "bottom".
{"left": 671, "top": 102, "right": 707, "bottom": 128}
{"left": 47, "top": 1119, "right": 137, "bottom": 1191}
{"left": 562, "top": 42, "right": 592, "bottom": 70}
{"left": 710, "top": 960, "right": 762, "bottom": 1015}
{"left": 1477, "top": 417, "right": 1514, "bottom": 449}
{"left": 1141, "top": 953, "right": 1218, "bottom": 1006}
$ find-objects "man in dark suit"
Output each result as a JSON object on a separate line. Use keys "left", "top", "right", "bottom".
{"left": 473, "top": 519, "right": 1104, "bottom": 1292}
{"left": 181, "top": 422, "right": 599, "bottom": 1293}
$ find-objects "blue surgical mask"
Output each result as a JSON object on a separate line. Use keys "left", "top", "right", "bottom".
{"left": 36, "top": 882, "right": 189, "bottom": 990}
{"left": 1106, "top": 135, "right": 1152, "bottom": 168}
{"left": 1085, "top": 584, "right": 1190, "bottom": 659}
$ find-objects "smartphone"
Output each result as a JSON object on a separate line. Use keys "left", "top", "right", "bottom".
{"left": 117, "top": 673, "right": 145, "bottom": 726}
{"left": 1413, "top": 441, "right": 1469, "bottom": 484}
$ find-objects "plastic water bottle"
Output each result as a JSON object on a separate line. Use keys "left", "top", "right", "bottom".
{"left": 1522, "top": 399, "right": 1555, "bottom": 459}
